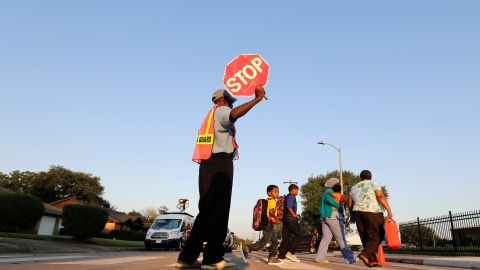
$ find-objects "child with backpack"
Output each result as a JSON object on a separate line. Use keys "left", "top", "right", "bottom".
{"left": 278, "top": 184, "right": 302, "bottom": 262}
{"left": 243, "top": 185, "right": 283, "bottom": 265}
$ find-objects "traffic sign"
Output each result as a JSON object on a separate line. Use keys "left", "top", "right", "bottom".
{"left": 223, "top": 54, "right": 270, "bottom": 97}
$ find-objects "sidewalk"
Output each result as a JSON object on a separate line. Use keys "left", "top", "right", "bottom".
{"left": 330, "top": 251, "right": 480, "bottom": 269}
{"left": 385, "top": 253, "right": 480, "bottom": 269}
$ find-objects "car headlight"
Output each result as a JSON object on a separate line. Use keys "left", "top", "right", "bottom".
{"left": 170, "top": 231, "right": 180, "bottom": 237}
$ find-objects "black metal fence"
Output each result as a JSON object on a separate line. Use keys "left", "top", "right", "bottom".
{"left": 399, "top": 210, "right": 480, "bottom": 253}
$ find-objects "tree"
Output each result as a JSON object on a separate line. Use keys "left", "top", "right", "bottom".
{"left": 140, "top": 206, "right": 169, "bottom": 222}
{"left": 0, "top": 166, "right": 110, "bottom": 207}
{"left": 128, "top": 210, "right": 142, "bottom": 216}
{"left": 0, "top": 193, "right": 45, "bottom": 232}
{"left": 300, "top": 170, "right": 388, "bottom": 232}
{"left": 400, "top": 224, "right": 437, "bottom": 247}
{"left": 158, "top": 205, "right": 169, "bottom": 215}
{"left": 142, "top": 207, "right": 159, "bottom": 223}
{"left": 63, "top": 204, "right": 108, "bottom": 241}
{"left": 1, "top": 170, "right": 36, "bottom": 194}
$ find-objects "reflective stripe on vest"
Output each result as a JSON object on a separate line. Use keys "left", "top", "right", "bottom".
{"left": 192, "top": 107, "right": 217, "bottom": 163}
{"left": 192, "top": 106, "right": 238, "bottom": 163}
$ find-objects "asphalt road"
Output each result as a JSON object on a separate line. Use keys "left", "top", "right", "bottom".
{"left": 0, "top": 250, "right": 470, "bottom": 270}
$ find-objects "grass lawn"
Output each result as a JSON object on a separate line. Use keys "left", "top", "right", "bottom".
{"left": 0, "top": 232, "right": 72, "bottom": 241}
{"left": 0, "top": 232, "right": 144, "bottom": 247}
{"left": 87, "top": 238, "right": 144, "bottom": 247}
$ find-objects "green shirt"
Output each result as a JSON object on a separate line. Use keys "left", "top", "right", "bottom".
{"left": 320, "top": 188, "right": 341, "bottom": 219}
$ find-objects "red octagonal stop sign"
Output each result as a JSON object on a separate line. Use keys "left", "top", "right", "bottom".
{"left": 223, "top": 54, "right": 270, "bottom": 97}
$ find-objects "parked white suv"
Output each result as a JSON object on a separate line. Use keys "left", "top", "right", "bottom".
{"left": 144, "top": 212, "right": 194, "bottom": 251}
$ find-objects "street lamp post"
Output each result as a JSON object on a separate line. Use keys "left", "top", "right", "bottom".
{"left": 317, "top": 140, "right": 343, "bottom": 195}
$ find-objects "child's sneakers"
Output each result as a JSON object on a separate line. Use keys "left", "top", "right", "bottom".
{"left": 241, "top": 245, "right": 251, "bottom": 259}
{"left": 285, "top": 252, "right": 300, "bottom": 262}
{"left": 267, "top": 257, "right": 284, "bottom": 265}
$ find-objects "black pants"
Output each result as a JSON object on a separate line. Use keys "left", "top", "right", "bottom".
{"left": 354, "top": 211, "right": 385, "bottom": 263}
{"left": 178, "top": 153, "right": 233, "bottom": 265}
{"left": 278, "top": 216, "right": 301, "bottom": 258}
{"left": 250, "top": 223, "right": 281, "bottom": 258}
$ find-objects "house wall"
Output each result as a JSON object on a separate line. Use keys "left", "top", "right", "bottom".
{"left": 105, "top": 222, "right": 116, "bottom": 230}
{"left": 37, "top": 216, "right": 58, "bottom": 236}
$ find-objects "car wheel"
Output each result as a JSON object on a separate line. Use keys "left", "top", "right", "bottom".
{"left": 309, "top": 247, "right": 317, "bottom": 254}
{"left": 145, "top": 243, "right": 153, "bottom": 251}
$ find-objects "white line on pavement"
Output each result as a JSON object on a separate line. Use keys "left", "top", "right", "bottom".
{"left": 0, "top": 254, "right": 34, "bottom": 258}
{"left": 0, "top": 255, "right": 92, "bottom": 263}
{"left": 47, "top": 256, "right": 164, "bottom": 265}
{"left": 165, "top": 257, "right": 204, "bottom": 267}
{"left": 260, "top": 257, "right": 328, "bottom": 270}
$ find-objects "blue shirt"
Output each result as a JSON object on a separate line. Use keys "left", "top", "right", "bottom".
{"left": 285, "top": 194, "right": 297, "bottom": 216}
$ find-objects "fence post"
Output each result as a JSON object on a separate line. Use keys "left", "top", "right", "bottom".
{"left": 449, "top": 211, "right": 457, "bottom": 252}
{"left": 417, "top": 217, "right": 423, "bottom": 250}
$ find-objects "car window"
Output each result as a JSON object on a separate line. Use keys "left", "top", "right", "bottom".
{"left": 152, "top": 219, "right": 182, "bottom": 230}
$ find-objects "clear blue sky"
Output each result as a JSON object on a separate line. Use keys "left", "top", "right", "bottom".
{"left": 1, "top": 1, "right": 479, "bottom": 239}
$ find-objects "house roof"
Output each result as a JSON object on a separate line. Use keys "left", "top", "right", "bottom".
{"left": 49, "top": 197, "right": 87, "bottom": 207}
{"left": 48, "top": 196, "right": 146, "bottom": 228}
{"left": 105, "top": 208, "right": 145, "bottom": 228}
{"left": 0, "top": 187, "right": 14, "bottom": 194}
{"left": 43, "top": 203, "right": 63, "bottom": 216}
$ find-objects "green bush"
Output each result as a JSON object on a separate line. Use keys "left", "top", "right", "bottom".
{"left": 108, "top": 230, "right": 146, "bottom": 241}
{"left": 0, "top": 193, "right": 44, "bottom": 232}
{"left": 63, "top": 205, "right": 108, "bottom": 241}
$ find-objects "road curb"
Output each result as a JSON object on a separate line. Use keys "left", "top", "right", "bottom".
{"left": 386, "top": 256, "right": 480, "bottom": 269}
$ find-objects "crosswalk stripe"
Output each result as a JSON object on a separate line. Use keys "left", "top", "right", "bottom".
{"left": 257, "top": 257, "right": 329, "bottom": 269}
{"left": 47, "top": 256, "right": 164, "bottom": 265}
{"left": 165, "top": 257, "right": 204, "bottom": 267}
{"left": 0, "top": 255, "right": 92, "bottom": 263}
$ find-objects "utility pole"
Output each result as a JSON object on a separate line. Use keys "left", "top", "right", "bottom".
{"left": 283, "top": 180, "right": 298, "bottom": 185}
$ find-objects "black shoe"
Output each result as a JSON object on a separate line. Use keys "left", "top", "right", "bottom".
{"left": 358, "top": 255, "right": 373, "bottom": 268}
{"left": 201, "top": 260, "right": 236, "bottom": 270}
{"left": 176, "top": 260, "right": 202, "bottom": 269}
{"left": 267, "top": 257, "right": 284, "bottom": 265}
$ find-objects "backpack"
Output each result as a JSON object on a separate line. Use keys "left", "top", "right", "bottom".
{"left": 252, "top": 199, "right": 268, "bottom": 231}
{"left": 276, "top": 195, "right": 286, "bottom": 221}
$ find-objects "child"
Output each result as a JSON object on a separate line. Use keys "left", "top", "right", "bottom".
{"left": 242, "top": 185, "right": 283, "bottom": 265}
{"left": 329, "top": 183, "right": 345, "bottom": 214}
{"left": 278, "top": 184, "right": 302, "bottom": 262}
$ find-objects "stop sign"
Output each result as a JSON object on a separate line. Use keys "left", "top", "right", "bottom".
{"left": 223, "top": 54, "right": 270, "bottom": 97}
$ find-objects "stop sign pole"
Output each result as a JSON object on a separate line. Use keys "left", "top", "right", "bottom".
{"left": 223, "top": 54, "right": 269, "bottom": 100}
